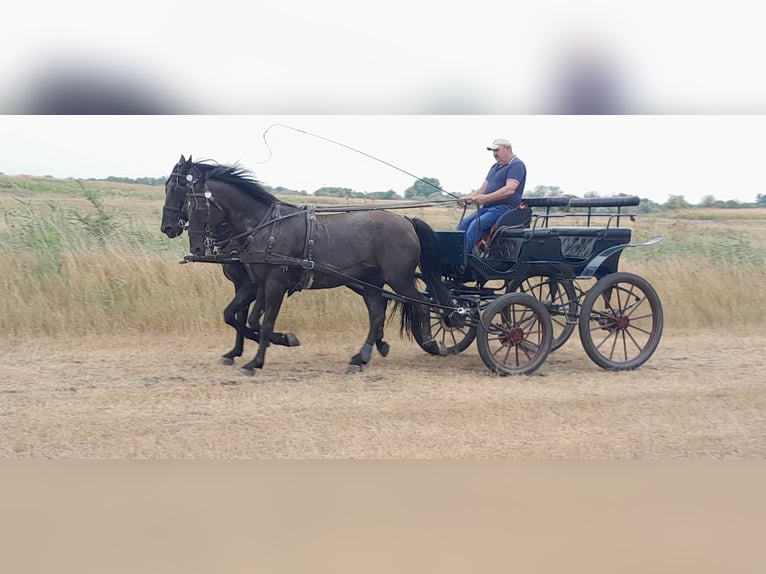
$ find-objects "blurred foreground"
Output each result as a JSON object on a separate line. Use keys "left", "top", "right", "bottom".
{"left": 3, "top": 3, "right": 764, "bottom": 114}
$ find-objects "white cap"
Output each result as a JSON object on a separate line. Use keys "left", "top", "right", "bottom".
{"left": 487, "top": 138, "right": 512, "bottom": 150}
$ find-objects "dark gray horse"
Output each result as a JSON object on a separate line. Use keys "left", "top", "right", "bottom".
{"left": 174, "top": 162, "right": 450, "bottom": 375}
{"left": 162, "top": 156, "right": 299, "bottom": 364}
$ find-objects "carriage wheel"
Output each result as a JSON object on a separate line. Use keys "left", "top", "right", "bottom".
{"left": 476, "top": 293, "right": 553, "bottom": 375}
{"left": 507, "top": 275, "right": 578, "bottom": 352}
{"left": 412, "top": 274, "right": 477, "bottom": 355}
{"left": 578, "top": 272, "right": 663, "bottom": 370}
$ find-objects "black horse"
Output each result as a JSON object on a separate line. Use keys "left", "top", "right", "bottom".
{"left": 162, "top": 155, "right": 299, "bottom": 365}
{"left": 176, "top": 162, "right": 451, "bottom": 375}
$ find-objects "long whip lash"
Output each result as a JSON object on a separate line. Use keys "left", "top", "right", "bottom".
{"left": 258, "top": 123, "right": 461, "bottom": 201}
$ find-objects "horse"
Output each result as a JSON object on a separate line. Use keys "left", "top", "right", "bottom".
{"left": 180, "top": 162, "right": 451, "bottom": 375}
{"left": 162, "top": 155, "right": 299, "bottom": 364}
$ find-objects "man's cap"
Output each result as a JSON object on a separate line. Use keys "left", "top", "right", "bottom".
{"left": 487, "top": 138, "right": 512, "bottom": 150}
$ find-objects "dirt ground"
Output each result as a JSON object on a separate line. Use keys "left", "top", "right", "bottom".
{"left": 1, "top": 329, "right": 764, "bottom": 458}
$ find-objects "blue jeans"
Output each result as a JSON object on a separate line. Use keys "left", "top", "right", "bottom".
{"left": 458, "top": 205, "right": 512, "bottom": 253}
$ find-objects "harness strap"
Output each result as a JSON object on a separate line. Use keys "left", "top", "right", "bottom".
{"left": 296, "top": 205, "right": 317, "bottom": 290}
{"left": 237, "top": 249, "right": 459, "bottom": 312}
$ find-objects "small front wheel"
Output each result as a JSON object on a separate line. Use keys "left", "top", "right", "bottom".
{"left": 413, "top": 274, "right": 477, "bottom": 355}
{"left": 477, "top": 293, "right": 553, "bottom": 375}
{"left": 578, "top": 272, "right": 663, "bottom": 370}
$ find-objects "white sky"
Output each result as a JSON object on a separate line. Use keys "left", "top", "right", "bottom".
{"left": 0, "top": 115, "right": 763, "bottom": 204}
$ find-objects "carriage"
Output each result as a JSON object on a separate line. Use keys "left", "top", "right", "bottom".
{"left": 163, "top": 157, "right": 663, "bottom": 376}
{"left": 411, "top": 195, "right": 664, "bottom": 375}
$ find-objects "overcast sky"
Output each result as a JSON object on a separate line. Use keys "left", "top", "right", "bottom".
{"left": 0, "top": 115, "right": 763, "bottom": 204}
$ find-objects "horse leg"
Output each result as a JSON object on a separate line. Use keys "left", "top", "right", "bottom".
{"left": 247, "top": 285, "right": 301, "bottom": 348}
{"left": 345, "top": 285, "right": 389, "bottom": 357}
{"left": 220, "top": 282, "right": 262, "bottom": 365}
{"left": 239, "top": 281, "right": 287, "bottom": 376}
{"left": 390, "top": 279, "right": 447, "bottom": 357}
{"left": 375, "top": 298, "right": 391, "bottom": 357}
{"left": 347, "top": 289, "right": 388, "bottom": 374}
{"left": 220, "top": 296, "right": 251, "bottom": 365}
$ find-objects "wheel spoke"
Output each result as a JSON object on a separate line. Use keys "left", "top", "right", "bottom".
{"left": 627, "top": 323, "right": 653, "bottom": 337}
{"left": 620, "top": 329, "right": 629, "bottom": 361}
{"left": 593, "top": 330, "right": 614, "bottom": 351}
{"left": 625, "top": 326, "right": 649, "bottom": 350}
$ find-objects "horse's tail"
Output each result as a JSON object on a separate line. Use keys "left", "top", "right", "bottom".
{"left": 394, "top": 217, "right": 453, "bottom": 340}
{"left": 409, "top": 217, "right": 452, "bottom": 308}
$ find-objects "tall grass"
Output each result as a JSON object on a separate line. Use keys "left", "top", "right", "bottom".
{"left": 1, "top": 177, "right": 765, "bottom": 338}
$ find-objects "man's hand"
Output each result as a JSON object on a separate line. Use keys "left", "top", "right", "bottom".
{"left": 458, "top": 195, "right": 482, "bottom": 207}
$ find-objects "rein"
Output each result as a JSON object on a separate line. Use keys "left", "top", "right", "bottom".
{"left": 186, "top": 182, "right": 459, "bottom": 252}
{"left": 236, "top": 249, "right": 466, "bottom": 314}
{"left": 313, "top": 199, "right": 456, "bottom": 212}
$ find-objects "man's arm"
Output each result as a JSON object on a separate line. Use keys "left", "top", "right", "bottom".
{"left": 458, "top": 180, "right": 489, "bottom": 206}
{"left": 471, "top": 179, "right": 519, "bottom": 206}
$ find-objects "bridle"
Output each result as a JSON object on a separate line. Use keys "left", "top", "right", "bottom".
{"left": 184, "top": 178, "right": 235, "bottom": 254}
{"left": 163, "top": 170, "right": 197, "bottom": 230}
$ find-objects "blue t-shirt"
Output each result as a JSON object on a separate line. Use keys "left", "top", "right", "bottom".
{"left": 484, "top": 156, "right": 526, "bottom": 208}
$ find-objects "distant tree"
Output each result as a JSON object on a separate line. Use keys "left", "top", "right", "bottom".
{"left": 756, "top": 193, "right": 766, "bottom": 207}
{"left": 403, "top": 177, "right": 442, "bottom": 200}
{"left": 583, "top": 190, "right": 601, "bottom": 198}
{"left": 314, "top": 186, "right": 355, "bottom": 197}
{"left": 664, "top": 194, "right": 691, "bottom": 210}
{"left": 272, "top": 185, "right": 307, "bottom": 196}
{"left": 367, "top": 190, "right": 399, "bottom": 200}
{"left": 699, "top": 194, "right": 717, "bottom": 207}
{"left": 105, "top": 176, "right": 165, "bottom": 186}
{"left": 525, "top": 185, "right": 564, "bottom": 198}
{"left": 636, "top": 197, "right": 663, "bottom": 213}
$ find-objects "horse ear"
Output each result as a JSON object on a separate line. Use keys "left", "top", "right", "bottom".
{"left": 179, "top": 154, "right": 186, "bottom": 163}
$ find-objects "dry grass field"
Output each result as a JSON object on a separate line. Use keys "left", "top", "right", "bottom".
{"left": 2, "top": 329, "right": 765, "bottom": 458}
{"left": 1, "top": 176, "right": 765, "bottom": 458}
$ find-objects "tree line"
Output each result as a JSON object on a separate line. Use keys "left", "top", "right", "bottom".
{"left": 106, "top": 175, "right": 766, "bottom": 209}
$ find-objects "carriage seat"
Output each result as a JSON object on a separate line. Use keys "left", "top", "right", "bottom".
{"left": 554, "top": 227, "right": 632, "bottom": 261}
{"left": 482, "top": 228, "right": 560, "bottom": 261}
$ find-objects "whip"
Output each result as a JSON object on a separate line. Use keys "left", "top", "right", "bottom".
{"left": 257, "top": 123, "right": 462, "bottom": 201}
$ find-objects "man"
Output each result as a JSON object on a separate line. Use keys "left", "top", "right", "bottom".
{"left": 457, "top": 138, "right": 527, "bottom": 253}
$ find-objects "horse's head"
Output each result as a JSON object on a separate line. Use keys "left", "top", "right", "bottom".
{"left": 161, "top": 154, "right": 198, "bottom": 238}
{"left": 184, "top": 164, "right": 278, "bottom": 257}
{"left": 184, "top": 175, "right": 232, "bottom": 257}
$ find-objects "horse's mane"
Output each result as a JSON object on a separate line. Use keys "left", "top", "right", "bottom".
{"left": 205, "top": 162, "right": 295, "bottom": 207}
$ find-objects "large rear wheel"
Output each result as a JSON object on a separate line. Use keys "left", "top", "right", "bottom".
{"left": 477, "top": 293, "right": 553, "bottom": 375}
{"left": 578, "top": 272, "right": 663, "bottom": 370}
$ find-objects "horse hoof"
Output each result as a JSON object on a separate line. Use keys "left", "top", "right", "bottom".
{"left": 219, "top": 357, "right": 235, "bottom": 366}
{"left": 437, "top": 342, "right": 448, "bottom": 357}
{"left": 239, "top": 367, "right": 256, "bottom": 377}
{"left": 345, "top": 364, "right": 364, "bottom": 374}
{"left": 285, "top": 333, "right": 301, "bottom": 347}
{"left": 376, "top": 341, "right": 390, "bottom": 357}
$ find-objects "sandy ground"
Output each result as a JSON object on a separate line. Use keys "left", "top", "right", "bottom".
{"left": 1, "top": 329, "right": 764, "bottom": 458}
